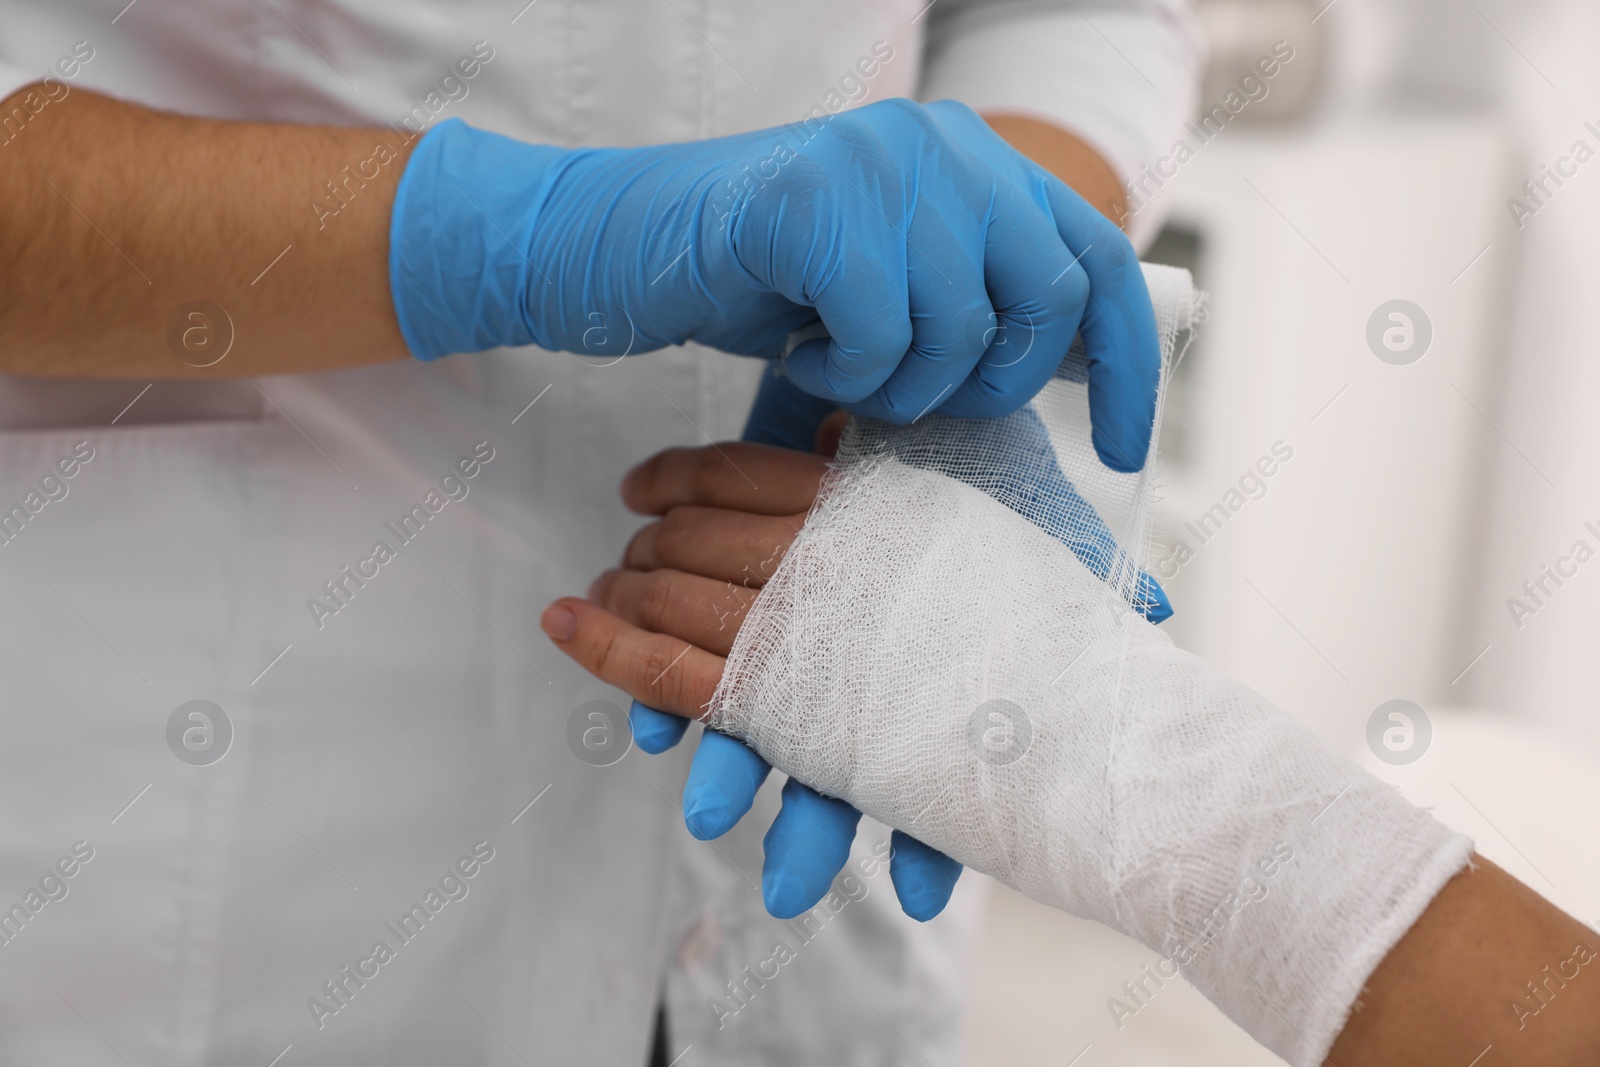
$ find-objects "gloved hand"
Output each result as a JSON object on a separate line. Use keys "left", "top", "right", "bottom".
{"left": 627, "top": 367, "right": 1171, "bottom": 922}
{"left": 900, "top": 101, "right": 1160, "bottom": 469}
{"left": 389, "top": 99, "right": 1160, "bottom": 460}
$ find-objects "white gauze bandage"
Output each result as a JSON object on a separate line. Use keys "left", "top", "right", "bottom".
{"left": 711, "top": 264, "right": 1472, "bottom": 1065}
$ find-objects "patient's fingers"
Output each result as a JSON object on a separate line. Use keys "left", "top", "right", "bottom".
{"left": 622, "top": 443, "right": 828, "bottom": 517}
{"left": 589, "top": 567, "right": 753, "bottom": 658}
{"left": 540, "top": 597, "right": 723, "bottom": 720}
{"left": 624, "top": 506, "right": 802, "bottom": 585}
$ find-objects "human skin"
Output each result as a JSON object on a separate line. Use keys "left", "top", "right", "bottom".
{"left": 539, "top": 440, "right": 1600, "bottom": 1066}
{"left": 984, "top": 112, "right": 1129, "bottom": 224}
{"left": 0, "top": 85, "right": 411, "bottom": 376}
{"left": 0, "top": 85, "right": 1122, "bottom": 377}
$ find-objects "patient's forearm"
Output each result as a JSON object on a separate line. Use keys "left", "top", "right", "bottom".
{"left": 0, "top": 84, "right": 410, "bottom": 376}
{"left": 1328, "top": 855, "right": 1600, "bottom": 1065}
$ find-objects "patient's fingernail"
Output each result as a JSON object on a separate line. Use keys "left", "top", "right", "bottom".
{"left": 541, "top": 603, "right": 577, "bottom": 642}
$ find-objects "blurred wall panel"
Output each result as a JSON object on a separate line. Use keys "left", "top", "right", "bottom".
{"left": 1466, "top": 0, "right": 1600, "bottom": 755}
{"left": 1145, "top": 117, "right": 1512, "bottom": 751}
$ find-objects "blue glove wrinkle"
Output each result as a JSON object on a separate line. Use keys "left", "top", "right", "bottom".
{"left": 937, "top": 215, "right": 1091, "bottom": 420}
{"left": 388, "top": 119, "right": 564, "bottom": 360}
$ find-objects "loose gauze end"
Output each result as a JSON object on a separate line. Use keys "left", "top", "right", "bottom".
{"left": 709, "top": 263, "right": 1473, "bottom": 1067}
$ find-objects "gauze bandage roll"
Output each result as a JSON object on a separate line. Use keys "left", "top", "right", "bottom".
{"left": 710, "top": 265, "right": 1472, "bottom": 1066}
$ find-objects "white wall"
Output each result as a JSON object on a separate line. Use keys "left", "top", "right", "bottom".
{"left": 1152, "top": 115, "right": 1513, "bottom": 752}
{"left": 1463, "top": 0, "right": 1600, "bottom": 755}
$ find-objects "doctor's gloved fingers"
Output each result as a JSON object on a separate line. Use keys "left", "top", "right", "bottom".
{"left": 683, "top": 729, "right": 773, "bottom": 840}
{"left": 588, "top": 567, "right": 750, "bottom": 657}
{"left": 629, "top": 700, "right": 691, "bottom": 754}
{"left": 742, "top": 365, "right": 840, "bottom": 452}
{"left": 623, "top": 507, "right": 802, "bottom": 587}
{"left": 842, "top": 210, "right": 996, "bottom": 425}
{"left": 762, "top": 778, "right": 862, "bottom": 919}
{"left": 888, "top": 830, "right": 964, "bottom": 922}
{"left": 1040, "top": 180, "right": 1160, "bottom": 473}
{"left": 779, "top": 260, "right": 913, "bottom": 407}
{"left": 1134, "top": 572, "right": 1173, "bottom": 624}
{"left": 540, "top": 597, "right": 722, "bottom": 720}
{"left": 937, "top": 186, "right": 1093, "bottom": 421}
{"left": 621, "top": 442, "right": 828, "bottom": 517}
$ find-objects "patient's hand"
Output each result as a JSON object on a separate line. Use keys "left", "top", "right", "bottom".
{"left": 540, "top": 442, "right": 829, "bottom": 717}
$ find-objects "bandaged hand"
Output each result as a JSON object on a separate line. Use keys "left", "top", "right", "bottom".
{"left": 544, "top": 411, "right": 1174, "bottom": 922}
{"left": 544, "top": 436, "right": 1474, "bottom": 1067}
{"left": 541, "top": 440, "right": 970, "bottom": 922}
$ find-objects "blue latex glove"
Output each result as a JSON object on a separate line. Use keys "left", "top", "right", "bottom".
{"left": 388, "top": 99, "right": 1160, "bottom": 458}
{"left": 629, "top": 368, "right": 1171, "bottom": 921}
{"left": 921, "top": 102, "right": 1160, "bottom": 470}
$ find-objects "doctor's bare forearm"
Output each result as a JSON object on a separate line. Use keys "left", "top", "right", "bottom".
{"left": 0, "top": 84, "right": 411, "bottom": 376}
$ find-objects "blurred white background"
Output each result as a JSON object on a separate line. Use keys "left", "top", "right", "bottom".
{"left": 963, "top": 0, "right": 1600, "bottom": 1061}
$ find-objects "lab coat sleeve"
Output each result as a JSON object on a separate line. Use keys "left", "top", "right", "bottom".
{"left": 918, "top": 0, "right": 1205, "bottom": 247}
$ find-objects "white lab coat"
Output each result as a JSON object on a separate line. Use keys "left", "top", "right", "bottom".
{"left": 0, "top": 2, "right": 1200, "bottom": 1063}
